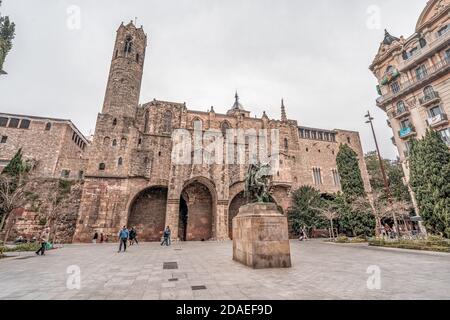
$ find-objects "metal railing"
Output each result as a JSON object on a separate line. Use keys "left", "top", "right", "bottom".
{"left": 377, "top": 57, "right": 450, "bottom": 105}
{"left": 399, "top": 31, "right": 450, "bottom": 70}
{"left": 398, "top": 126, "right": 416, "bottom": 138}
{"left": 419, "top": 91, "right": 440, "bottom": 105}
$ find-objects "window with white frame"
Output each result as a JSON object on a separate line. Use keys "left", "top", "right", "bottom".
{"left": 428, "top": 105, "right": 442, "bottom": 118}
{"left": 415, "top": 64, "right": 427, "bottom": 81}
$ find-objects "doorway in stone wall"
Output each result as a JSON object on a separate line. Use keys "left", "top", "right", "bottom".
{"left": 179, "top": 196, "right": 188, "bottom": 241}
{"left": 179, "top": 181, "right": 213, "bottom": 241}
{"left": 128, "top": 187, "right": 167, "bottom": 242}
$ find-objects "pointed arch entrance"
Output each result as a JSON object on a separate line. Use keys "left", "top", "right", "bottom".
{"left": 179, "top": 178, "right": 216, "bottom": 241}
{"left": 128, "top": 186, "right": 168, "bottom": 241}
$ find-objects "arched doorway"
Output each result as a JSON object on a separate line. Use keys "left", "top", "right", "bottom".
{"left": 128, "top": 187, "right": 168, "bottom": 241}
{"left": 179, "top": 181, "right": 213, "bottom": 241}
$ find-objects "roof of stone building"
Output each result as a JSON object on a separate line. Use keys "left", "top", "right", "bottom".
{"left": 0, "top": 112, "right": 89, "bottom": 144}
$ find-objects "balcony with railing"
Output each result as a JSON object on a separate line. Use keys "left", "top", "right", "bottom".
{"left": 399, "top": 30, "right": 450, "bottom": 71}
{"left": 391, "top": 106, "right": 410, "bottom": 120}
{"left": 426, "top": 113, "right": 448, "bottom": 128}
{"left": 398, "top": 126, "right": 416, "bottom": 139}
{"left": 419, "top": 90, "right": 440, "bottom": 106}
{"left": 377, "top": 57, "right": 450, "bottom": 107}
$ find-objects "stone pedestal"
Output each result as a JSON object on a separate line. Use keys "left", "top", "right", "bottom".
{"left": 233, "top": 203, "right": 292, "bottom": 269}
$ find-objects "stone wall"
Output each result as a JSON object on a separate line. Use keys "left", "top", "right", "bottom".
{"left": 5, "top": 179, "right": 83, "bottom": 244}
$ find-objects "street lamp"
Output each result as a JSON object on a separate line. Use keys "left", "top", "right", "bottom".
{"left": 365, "top": 111, "right": 400, "bottom": 238}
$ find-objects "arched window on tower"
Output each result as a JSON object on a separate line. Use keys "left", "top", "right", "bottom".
{"left": 124, "top": 36, "right": 133, "bottom": 57}
{"left": 118, "top": 157, "right": 123, "bottom": 166}
{"left": 99, "top": 163, "right": 106, "bottom": 171}
{"left": 113, "top": 118, "right": 117, "bottom": 126}
{"left": 112, "top": 139, "right": 117, "bottom": 147}
{"left": 284, "top": 138, "right": 289, "bottom": 150}
{"left": 136, "top": 53, "right": 140, "bottom": 63}
{"left": 162, "top": 111, "right": 173, "bottom": 134}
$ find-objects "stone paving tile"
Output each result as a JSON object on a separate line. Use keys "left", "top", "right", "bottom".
{"left": 1, "top": 241, "right": 450, "bottom": 300}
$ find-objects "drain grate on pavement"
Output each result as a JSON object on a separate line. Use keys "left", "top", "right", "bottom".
{"left": 163, "top": 262, "right": 178, "bottom": 270}
{"left": 168, "top": 278, "right": 179, "bottom": 282}
{"left": 191, "top": 285, "right": 207, "bottom": 291}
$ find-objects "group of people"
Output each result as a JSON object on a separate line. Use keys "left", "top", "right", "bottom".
{"left": 92, "top": 231, "right": 110, "bottom": 244}
{"left": 116, "top": 226, "right": 171, "bottom": 253}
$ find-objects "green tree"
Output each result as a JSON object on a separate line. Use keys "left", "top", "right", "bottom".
{"left": 336, "top": 194, "right": 376, "bottom": 237}
{"left": 288, "top": 186, "right": 327, "bottom": 236}
{"left": 2, "top": 148, "right": 30, "bottom": 177}
{"left": 0, "top": 0, "right": 16, "bottom": 74}
{"left": 364, "top": 151, "right": 410, "bottom": 203}
{"left": 409, "top": 130, "right": 450, "bottom": 238}
{"left": 336, "top": 144, "right": 366, "bottom": 198}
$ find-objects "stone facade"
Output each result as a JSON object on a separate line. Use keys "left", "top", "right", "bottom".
{"left": 2, "top": 21, "right": 372, "bottom": 243}
{"left": 0, "top": 113, "right": 89, "bottom": 179}
{"left": 370, "top": 0, "right": 450, "bottom": 187}
{"left": 72, "top": 21, "right": 371, "bottom": 243}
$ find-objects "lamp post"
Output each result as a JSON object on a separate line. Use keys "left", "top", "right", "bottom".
{"left": 365, "top": 111, "right": 400, "bottom": 238}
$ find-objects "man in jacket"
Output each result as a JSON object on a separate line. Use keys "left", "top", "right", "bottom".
{"left": 118, "top": 226, "right": 129, "bottom": 253}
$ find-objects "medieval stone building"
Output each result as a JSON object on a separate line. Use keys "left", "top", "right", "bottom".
{"left": 1, "top": 22, "right": 371, "bottom": 243}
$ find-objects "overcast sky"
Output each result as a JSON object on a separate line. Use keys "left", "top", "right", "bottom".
{"left": 0, "top": 0, "right": 427, "bottom": 159}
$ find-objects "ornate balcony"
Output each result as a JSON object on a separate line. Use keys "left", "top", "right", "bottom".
{"left": 419, "top": 91, "right": 440, "bottom": 106}
{"left": 399, "top": 31, "right": 450, "bottom": 71}
{"left": 391, "top": 107, "right": 410, "bottom": 120}
{"left": 426, "top": 113, "right": 448, "bottom": 128}
{"left": 376, "top": 57, "right": 450, "bottom": 108}
{"left": 398, "top": 126, "right": 416, "bottom": 139}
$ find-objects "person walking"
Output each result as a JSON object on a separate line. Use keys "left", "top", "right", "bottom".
{"left": 93, "top": 231, "right": 99, "bottom": 244}
{"left": 100, "top": 233, "right": 104, "bottom": 243}
{"left": 35, "top": 227, "right": 50, "bottom": 256}
{"left": 129, "top": 227, "right": 137, "bottom": 246}
{"left": 118, "top": 226, "right": 129, "bottom": 253}
{"left": 161, "top": 226, "right": 171, "bottom": 246}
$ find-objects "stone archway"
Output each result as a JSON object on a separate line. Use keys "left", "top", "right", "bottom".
{"left": 179, "top": 181, "right": 214, "bottom": 241}
{"left": 128, "top": 186, "right": 168, "bottom": 242}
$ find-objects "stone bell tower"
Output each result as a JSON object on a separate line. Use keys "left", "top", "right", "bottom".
{"left": 102, "top": 21, "right": 147, "bottom": 117}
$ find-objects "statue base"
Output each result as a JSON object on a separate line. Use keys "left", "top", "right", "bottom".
{"left": 232, "top": 203, "right": 292, "bottom": 269}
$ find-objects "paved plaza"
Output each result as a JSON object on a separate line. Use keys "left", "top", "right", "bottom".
{"left": 0, "top": 240, "right": 449, "bottom": 300}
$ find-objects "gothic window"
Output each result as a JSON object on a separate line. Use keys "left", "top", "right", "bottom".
{"left": 118, "top": 157, "right": 123, "bottom": 166}
{"left": 221, "top": 121, "right": 231, "bottom": 138}
{"left": 347, "top": 137, "right": 351, "bottom": 144}
{"left": 192, "top": 118, "right": 203, "bottom": 130}
{"left": 124, "top": 36, "right": 133, "bottom": 57}
{"left": 115, "top": 50, "right": 118, "bottom": 58}
{"left": 313, "top": 168, "right": 323, "bottom": 185}
{"left": 1, "top": 136, "right": 7, "bottom": 144}
{"left": 99, "top": 163, "right": 106, "bottom": 171}
{"left": 45, "top": 122, "right": 52, "bottom": 131}
{"left": 284, "top": 138, "right": 289, "bottom": 150}
{"left": 112, "top": 139, "right": 117, "bottom": 147}
{"left": 121, "top": 138, "right": 127, "bottom": 147}
{"left": 136, "top": 53, "right": 140, "bottom": 63}
{"left": 332, "top": 169, "right": 341, "bottom": 187}
{"left": 162, "top": 111, "right": 173, "bottom": 133}
{"left": 138, "top": 138, "right": 142, "bottom": 146}
{"left": 113, "top": 118, "right": 117, "bottom": 126}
